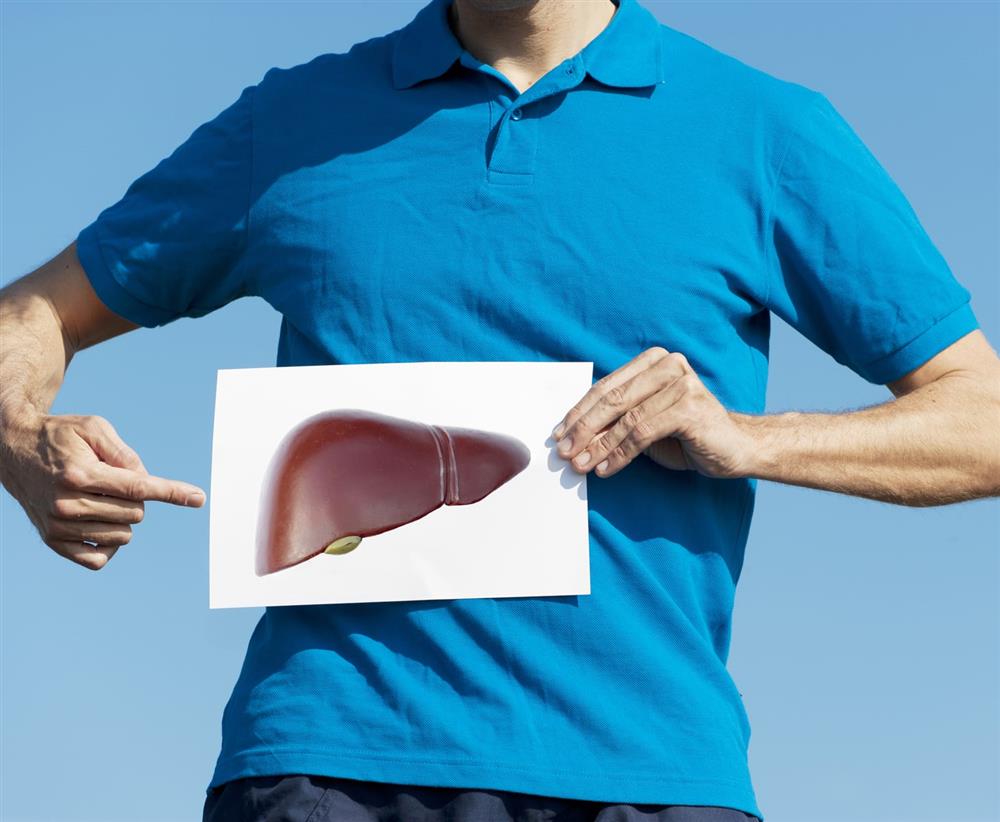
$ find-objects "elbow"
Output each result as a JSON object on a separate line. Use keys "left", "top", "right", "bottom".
{"left": 939, "top": 367, "right": 1000, "bottom": 502}
{"left": 977, "top": 411, "right": 1000, "bottom": 499}
{"left": 962, "top": 385, "right": 1000, "bottom": 501}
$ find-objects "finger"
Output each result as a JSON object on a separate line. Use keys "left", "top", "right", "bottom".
{"left": 51, "top": 491, "right": 145, "bottom": 524}
{"left": 553, "top": 346, "right": 668, "bottom": 441}
{"left": 49, "top": 539, "right": 119, "bottom": 571}
{"left": 48, "top": 518, "right": 133, "bottom": 546}
{"left": 589, "top": 375, "right": 697, "bottom": 477}
{"left": 565, "top": 356, "right": 689, "bottom": 466}
{"left": 66, "top": 461, "right": 206, "bottom": 507}
{"left": 76, "top": 416, "right": 149, "bottom": 473}
{"left": 558, "top": 351, "right": 689, "bottom": 464}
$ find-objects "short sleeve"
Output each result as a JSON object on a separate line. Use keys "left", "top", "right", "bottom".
{"left": 764, "top": 91, "right": 980, "bottom": 385}
{"left": 75, "top": 83, "right": 256, "bottom": 328}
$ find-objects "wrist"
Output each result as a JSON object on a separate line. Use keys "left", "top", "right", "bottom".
{"left": 0, "top": 401, "right": 46, "bottom": 477}
{"left": 1, "top": 400, "right": 46, "bottom": 439}
{"left": 730, "top": 411, "right": 793, "bottom": 480}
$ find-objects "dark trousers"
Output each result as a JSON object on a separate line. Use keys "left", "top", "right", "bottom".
{"left": 202, "top": 774, "right": 761, "bottom": 822}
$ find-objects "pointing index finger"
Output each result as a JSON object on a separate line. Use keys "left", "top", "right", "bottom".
{"left": 75, "top": 462, "right": 206, "bottom": 507}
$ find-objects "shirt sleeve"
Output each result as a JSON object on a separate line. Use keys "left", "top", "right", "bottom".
{"left": 74, "top": 82, "right": 256, "bottom": 328}
{"left": 763, "top": 91, "right": 980, "bottom": 385}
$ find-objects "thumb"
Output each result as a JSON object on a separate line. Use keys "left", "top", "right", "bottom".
{"left": 642, "top": 438, "right": 690, "bottom": 472}
{"left": 78, "top": 416, "right": 149, "bottom": 473}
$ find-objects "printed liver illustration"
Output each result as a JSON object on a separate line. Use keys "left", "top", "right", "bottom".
{"left": 255, "top": 408, "right": 531, "bottom": 576}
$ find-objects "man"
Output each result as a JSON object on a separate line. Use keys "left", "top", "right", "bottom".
{"left": 1, "top": 0, "right": 997, "bottom": 820}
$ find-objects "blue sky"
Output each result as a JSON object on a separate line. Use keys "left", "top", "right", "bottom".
{"left": 2, "top": 2, "right": 997, "bottom": 821}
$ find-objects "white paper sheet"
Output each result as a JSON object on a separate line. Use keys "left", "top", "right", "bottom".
{"left": 208, "top": 360, "right": 593, "bottom": 608}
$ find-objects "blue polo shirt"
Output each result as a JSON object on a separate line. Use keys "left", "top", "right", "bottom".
{"left": 74, "top": 0, "right": 980, "bottom": 818}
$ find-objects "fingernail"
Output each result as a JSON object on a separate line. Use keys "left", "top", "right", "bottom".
{"left": 574, "top": 451, "right": 591, "bottom": 467}
{"left": 552, "top": 423, "right": 565, "bottom": 438}
{"left": 596, "top": 460, "right": 609, "bottom": 473}
{"left": 558, "top": 437, "right": 573, "bottom": 454}
{"left": 186, "top": 492, "right": 205, "bottom": 505}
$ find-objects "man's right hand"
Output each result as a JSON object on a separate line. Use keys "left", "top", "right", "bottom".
{"left": 0, "top": 409, "right": 206, "bottom": 571}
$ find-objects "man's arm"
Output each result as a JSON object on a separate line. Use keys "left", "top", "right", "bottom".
{"left": 0, "top": 242, "right": 206, "bottom": 571}
{"left": 551, "top": 333, "right": 1000, "bottom": 508}
{"left": 732, "top": 329, "right": 1000, "bottom": 506}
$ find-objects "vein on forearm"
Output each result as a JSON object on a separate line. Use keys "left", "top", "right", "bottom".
{"left": 735, "top": 373, "right": 1000, "bottom": 507}
{"left": 0, "top": 283, "right": 73, "bottom": 424}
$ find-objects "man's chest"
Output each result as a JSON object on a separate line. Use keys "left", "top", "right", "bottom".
{"left": 248, "top": 95, "right": 768, "bottom": 396}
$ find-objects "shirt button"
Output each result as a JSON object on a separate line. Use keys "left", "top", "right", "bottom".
{"left": 565, "top": 65, "right": 575, "bottom": 75}
{"left": 510, "top": 107, "right": 523, "bottom": 121}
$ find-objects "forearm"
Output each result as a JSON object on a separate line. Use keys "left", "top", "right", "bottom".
{"left": 732, "top": 374, "right": 1000, "bottom": 506}
{"left": 0, "top": 281, "right": 73, "bottom": 480}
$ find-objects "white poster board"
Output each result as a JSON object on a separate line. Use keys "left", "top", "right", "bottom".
{"left": 208, "top": 360, "right": 592, "bottom": 609}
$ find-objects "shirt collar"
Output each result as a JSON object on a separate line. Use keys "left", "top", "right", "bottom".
{"left": 391, "top": 0, "right": 667, "bottom": 90}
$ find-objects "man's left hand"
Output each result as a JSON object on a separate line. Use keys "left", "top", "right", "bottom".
{"left": 551, "top": 346, "right": 755, "bottom": 480}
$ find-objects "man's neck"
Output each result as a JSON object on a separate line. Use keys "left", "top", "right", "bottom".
{"left": 448, "top": 0, "right": 618, "bottom": 94}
